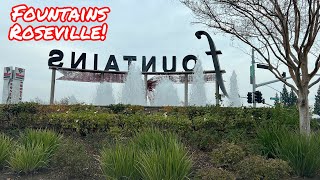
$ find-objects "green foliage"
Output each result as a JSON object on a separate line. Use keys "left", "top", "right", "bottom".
{"left": 20, "top": 129, "right": 62, "bottom": 160}
{"left": 236, "top": 155, "right": 291, "bottom": 180}
{"left": 196, "top": 167, "right": 236, "bottom": 180}
{"left": 108, "top": 104, "right": 128, "bottom": 114}
{"left": 184, "top": 130, "right": 218, "bottom": 151}
{"left": 280, "top": 85, "right": 297, "bottom": 107}
{"left": 8, "top": 129, "right": 62, "bottom": 174}
{"left": 100, "top": 144, "right": 141, "bottom": 180}
{"left": 52, "top": 138, "right": 93, "bottom": 179}
{"left": 100, "top": 129, "right": 192, "bottom": 180}
{"left": 275, "top": 131, "right": 320, "bottom": 177}
{"left": 132, "top": 128, "right": 179, "bottom": 151}
{"left": 2, "top": 102, "right": 38, "bottom": 115}
{"left": 314, "top": 84, "right": 320, "bottom": 116}
{"left": 288, "top": 89, "right": 297, "bottom": 107}
{"left": 137, "top": 146, "right": 192, "bottom": 180}
{"left": 9, "top": 144, "right": 48, "bottom": 173}
{"left": 211, "top": 142, "right": 245, "bottom": 169}
{"left": 280, "top": 85, "right": 290, "bottom": 107}
{"left": 257, "top": 125, "right": 320, "bottom": 177}
{"left": 257, "top": 125, "right": 285, "bottom": 158}
{"left": 261, "top": 106, "right": 299, "bottom": 129}
{"left": 0, "top": 134, "right": 13, "bottom": 167}
{"left": 273, "top": 93, "right": 280, "bottom": 106}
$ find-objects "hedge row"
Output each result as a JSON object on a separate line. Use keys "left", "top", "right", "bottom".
{"left": 0, "top": 103, "right": 304, "bottom": 151}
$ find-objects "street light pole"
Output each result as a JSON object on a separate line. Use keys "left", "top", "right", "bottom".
{"left": 252, "top": 48, "right": 256, "bottom": 108}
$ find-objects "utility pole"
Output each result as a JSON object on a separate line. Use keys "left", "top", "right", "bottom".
{"left": 251, "top": 48, "right": 256, "bottom": 108}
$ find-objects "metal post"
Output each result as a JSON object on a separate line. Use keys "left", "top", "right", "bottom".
{"left": 50, "top": 69, "right": 56, "bottom": 105}
{"left": 184, "top": 74, "right": 188, "bottom": 106}
{"left": 144, "top": 74, "right": 148, "bottom": 104}
{"left": 215, "top": 80, "right": 220, "bottom": 106}
{"left": 252, "top": 48, "right": 256, "bottom": 108}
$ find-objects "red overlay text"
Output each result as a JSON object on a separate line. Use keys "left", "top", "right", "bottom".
{"left": 8, "top": 4, "right": 111, "bottom": 41}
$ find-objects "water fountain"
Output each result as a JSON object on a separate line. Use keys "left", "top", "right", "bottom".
{"left": 68, "top": 95, "right": 78, "bottom": 105}
{"left": 153, "top": 77, "right": 180, "bottom": 106}
{"left": 94, "top": 82, "right": 115, "bottom": 105}
{"left": 228, "top": 70, "right": 241, "bottom": 107}
{"left": 121, "top": 64, "right": 146, "bottom": 105}
{"left": 190, "top": 60, "right": 207, "bottom": 106}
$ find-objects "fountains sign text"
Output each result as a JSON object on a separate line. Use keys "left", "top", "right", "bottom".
{"left": 48, "top": 49, "right": 199, "bottom": 72}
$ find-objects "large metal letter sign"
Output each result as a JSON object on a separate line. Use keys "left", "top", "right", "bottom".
{"left": 2, "top": 67, "right": 13, "bottom": 104}
{"left": 195, "top": 31, "right": 229, "bottom": 97}
{"left": 2, "top": 67, "right": 25, "bottom": 104}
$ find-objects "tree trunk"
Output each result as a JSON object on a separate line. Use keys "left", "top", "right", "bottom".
{"left": 298, "top": 88, "right": 310, "bottom": 135}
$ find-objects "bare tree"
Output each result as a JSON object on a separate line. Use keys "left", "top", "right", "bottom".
{"left": 182, "top": 0, "right": 320, "bottom": 135}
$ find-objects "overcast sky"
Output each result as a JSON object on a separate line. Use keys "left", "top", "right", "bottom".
{"left": 1, "top": 0, "right": 318, "bottom": 107}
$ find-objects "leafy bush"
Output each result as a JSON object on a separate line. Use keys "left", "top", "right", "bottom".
{"left": 108, "top": 104, "right": 127, "bottom": 114}
{"left": 211, "top": 142, "right": 245, "bottom": 169}
{"left": 2, "top": 102, "right": 38, "bottom": 115}
{"left": 275, "top": 131, "right": 320, "bottom": 177}
{"left": 52, "top": 138, "right": 94, "bottom": 179}
{"left": 20, "top": 129, "right": 62, "bottom": 159}
{"left": 184, "top": 130, "right": 218, "bottom": 151}
{"left": 100, "top": 144, "right": 140, "bottom": 180}
{"left": 196, "top": 167, "right": 236, "bottom": 180}
{"left": 9, "top": 144, "right": 48, "bottom": 173}
{"left": 236, "top": 155, "right": 291, "bottom": 180}
{"left": 0, "top": 134, "right": 13, "bottom": 167}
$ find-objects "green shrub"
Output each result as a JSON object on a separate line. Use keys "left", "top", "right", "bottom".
{"left": 52, "top": 138, "right": 94, "bottom": 179}
{"left": 211, "top": 142, "right": 245, "bottom": 169}
{"left": 275, "top": 131, "right": 320, "bottom": 177}
{"left": 0, "top": 134, "right": 13, "bottom": 167}
{"left": 184, "top": 130, "right": 218, "bottom": 151}
{"left": 100, "top": 144, "right": 140, "bottom": 180}
{"left": 9, "top": 144, "right": 48, "bottom": 173}
{"left": 108, "top": 104, "right": 127, "bottom": 114}
{"left": 236, "top": 155, "right": 291, "bottom": 180}
{"left": 195, "top": 167, "right": 236, "bottom": 180}
{"left": 20, "top": 129, "right": 62, "bottom": 159}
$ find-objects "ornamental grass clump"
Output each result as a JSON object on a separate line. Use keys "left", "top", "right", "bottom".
{"left": 257, "top": 126, "right": 320, "bottom": 177}
{"left": 275, "top": 131, "right": 320, "bottom": 177}
{"left": 256, "top": 125, "right": 285, "bottom": 158}
{"left": 20, "top": 129, "right": 62, "bottom": 159}
{"left": 100, "top": 144, "right": 140, "bottom": 180}
{"left": 100, "top": 129, "right": 192, "bottom": 180}
{"left": 9, "top": 144, "right": 48, "bottom": 173}
{"left": 137, "top": 144, "right": 192, "bottom": 180}
{"left": 131, "top": 128, "right": 180, "bottom": 151}
{"left": 133, "top": 129, "right": 192, "bottom": 180}
{"left": 8, "top": 129, "right": 62, "bottom": 174}
{"left": 0, "top": 134, "right": 13, "bottom": 167}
